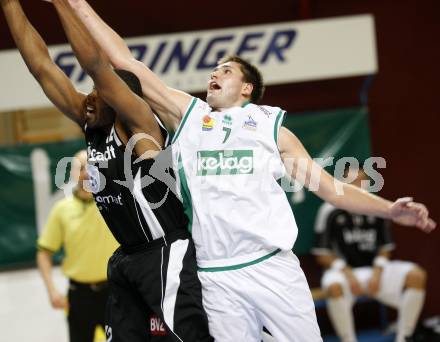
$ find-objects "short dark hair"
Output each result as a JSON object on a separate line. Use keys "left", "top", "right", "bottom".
{"left": 217, "top": 55, "right": 265, "bottom": 104}
{"left": 114, "top": 69, "right": 143, "bottom": 97}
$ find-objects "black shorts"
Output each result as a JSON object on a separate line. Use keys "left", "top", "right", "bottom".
{"left": 68, "top": 279, "right": 108, "bottom": 342}
{"left": 106, "top": 237, "right": 213, "bottom": 342}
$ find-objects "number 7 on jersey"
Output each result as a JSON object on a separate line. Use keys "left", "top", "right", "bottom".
{"left": 222, "top": 127, "right": 231, "bottom": 144}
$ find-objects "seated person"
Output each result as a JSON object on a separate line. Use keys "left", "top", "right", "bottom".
{"left": 312, "top": 168, "right": 427, "bottom": 342}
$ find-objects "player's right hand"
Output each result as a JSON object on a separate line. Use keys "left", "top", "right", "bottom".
{"left": 343, "top": 269, "right": 363, "bottom": 296}
{"left": 49, "top": 289, "right": 68, "bottom": 310}
{"left": 390, "top": 197, "right": 437, "bottom": 233}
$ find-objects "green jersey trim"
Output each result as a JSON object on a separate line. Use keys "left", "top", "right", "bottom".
{"left": 241, "top": 100, "right": 251, "bottom": 108}
{"left": 178, "top": 155, "right": 193, "bottom": 234}
{"left": 172, "top": 97, "right": 197, "bottom": 144}
{"left": 274, "top": 110, "right": 285, "bottom": 145}
{"left": 198, "top": 249, "right": 281, "bottom": 272}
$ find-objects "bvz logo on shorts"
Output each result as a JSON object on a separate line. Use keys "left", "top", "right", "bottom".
{"left": 150, "top": 315, "right": 167, "bottom": 336}
{"left": 197, "top": 150, "right": 253, "bottom": 176}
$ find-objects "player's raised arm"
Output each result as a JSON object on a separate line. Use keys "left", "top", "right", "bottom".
{"left": 1, "top": 0, "right": 85, "bottom": 125}
{"left": 65, "top": 0, "right": 191, "bottom": 130}
{"left": 278, "top": 126, "right": 436, "bottom": 233}
{"left": 51, "top": 0, "right": 164, "bottom": 154}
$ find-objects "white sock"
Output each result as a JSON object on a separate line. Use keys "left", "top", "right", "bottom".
{"left": 396, "top": 288, "right": 425, "bottom": 342}
{"left": 327, "top": 297, "right": 357, "bottom": 342}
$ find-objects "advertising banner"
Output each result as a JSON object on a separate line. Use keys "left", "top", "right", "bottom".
{"left": 0, "top": 14, "right": 377, "bottom": 111}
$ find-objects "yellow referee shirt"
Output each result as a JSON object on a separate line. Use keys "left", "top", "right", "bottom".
{"left": 37, "top": 193, "right": 119, "bottom": 283}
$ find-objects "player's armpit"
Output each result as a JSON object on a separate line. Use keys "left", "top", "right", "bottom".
{"left": 91, "top": 67, "right": 165, "bottom": 156}
{"left": 117, "top": 58, "right": 191, "bottom": 131}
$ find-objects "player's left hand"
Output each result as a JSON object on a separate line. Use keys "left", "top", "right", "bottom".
{"left": 367, "top": 268, "right": 381, "bottom": 296}
{"left": 390, "top": 197, "right": 436, "bottom": 233}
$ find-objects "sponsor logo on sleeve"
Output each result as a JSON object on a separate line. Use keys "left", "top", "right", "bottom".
{"left": 258, "top": 106, "right": 273, "bottom": 118}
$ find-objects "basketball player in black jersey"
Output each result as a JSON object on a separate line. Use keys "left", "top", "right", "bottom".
{"left": 1, "top": 0, "right": 212, "bottom": 341}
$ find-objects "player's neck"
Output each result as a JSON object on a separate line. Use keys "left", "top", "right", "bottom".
{"left": 74, "top": 187, "right": 93, "bottom": 201}
{"left": 213, "top": 99, "right": 251, "bottom": 112}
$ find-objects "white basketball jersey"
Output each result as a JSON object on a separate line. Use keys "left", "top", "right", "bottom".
{"left": 172, "top": 97, "right": 299, "bottom": 269}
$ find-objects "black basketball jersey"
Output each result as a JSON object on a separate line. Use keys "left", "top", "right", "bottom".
{"left": 313, "top": 203, "right": 395, "bottom": 267}
{"left": 84, "top": 120, "right": 188, "bottom": 248}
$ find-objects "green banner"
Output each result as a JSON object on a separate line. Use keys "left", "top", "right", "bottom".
{"left": 0, "top": 139, "right": 85, "bottom": 268}
{"left": 284, "top": 107, "right": 371, "bottom": 255}
{"left": 0, "top": 107, "right": 370, "bottom": 267}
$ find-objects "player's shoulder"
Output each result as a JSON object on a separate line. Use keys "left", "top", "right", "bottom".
{"left": 246, "top": 103, "right": 284, "bottom": 120}
{"left": 48, "top": 195, "right": 75, "bottom": 215}
{"left": 317, "top": 202, "right": 336, "bottom": 217}
{"left": 190, "top": 97, "right": 212, "bottom": 115}
{"left": 59, "top": 194, "right": 77, "bottom": 207}
{"left": 315, "top": 202, "right": 339, "bottom": 232}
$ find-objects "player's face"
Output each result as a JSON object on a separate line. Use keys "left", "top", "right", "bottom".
{"left": 71, "top": 151, "right": 93, "bottom": 197}
{"left": 85, "top": 88, "right": 115, "bottom": 128}
{"left": 74, "top": 152, "right": 89, "bottom": 183}
{"left": 206, "top": 62, "right": 252, "bottom": 109}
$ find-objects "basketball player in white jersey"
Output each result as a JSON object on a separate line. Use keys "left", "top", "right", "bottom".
{"left": 64, "top": 1, "right": 437, "bottom": 341}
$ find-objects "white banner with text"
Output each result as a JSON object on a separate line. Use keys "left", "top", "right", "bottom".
{"left": 0, "top": 14, "right": 377, "bottom": 112}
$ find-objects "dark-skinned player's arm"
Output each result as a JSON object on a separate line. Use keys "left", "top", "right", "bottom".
{"left": 51, "top": 0, "right": 163, "bottom": 156}
{"left": 66, "top": 0, "right": 190, "bottom": 131}
{"left": 1, "top": 0, "right": 85, "bottom": 126}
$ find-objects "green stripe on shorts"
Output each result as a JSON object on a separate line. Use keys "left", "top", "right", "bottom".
{"left": 198, "top": 249, "right": 281, "bottom": 272}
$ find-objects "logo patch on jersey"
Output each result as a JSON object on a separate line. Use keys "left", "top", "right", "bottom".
{"left": 95, "top": 193, "right": 123, "bottom": 206}
{"left": 87, "top": 145, "right": 116, "bottom": 162}
{"left": 222, "top": 114, "right": 232, "bottom": 126}
{"left": 150, "top": 315, "right": 167, "bottom": 336}
{"left": 85, "top": 164, "right": 100, "bottom": 194}
{"left": 197, "top": 150, "right": 253, "bottom": 176}
{"left": 243, "top": 115, "right": 258, "bottom": 131}
{"left": 202, "top": 115, "right": 215, "bottom": 131}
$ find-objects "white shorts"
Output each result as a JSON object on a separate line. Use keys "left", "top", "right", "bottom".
{"left": 321, "top": 260, "right": 415, "bottom": 308}
{"left": 198, "top": 250, "right": 322, "bottom": 342}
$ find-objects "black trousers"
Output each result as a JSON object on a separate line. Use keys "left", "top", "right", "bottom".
{"left": 67, "top": 279, "right": 109, "bottom": 342}
{"left": 106, "top": 237, "right": 213, "bottom": 342}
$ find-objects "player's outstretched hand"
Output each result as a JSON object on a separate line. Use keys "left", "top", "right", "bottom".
{"left": 390, "top": 197, "right": 437, "bottom": 233}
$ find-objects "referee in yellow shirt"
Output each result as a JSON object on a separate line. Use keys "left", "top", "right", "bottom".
{"left": 37, "top": 150, "right": 119, "bottom": 342}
